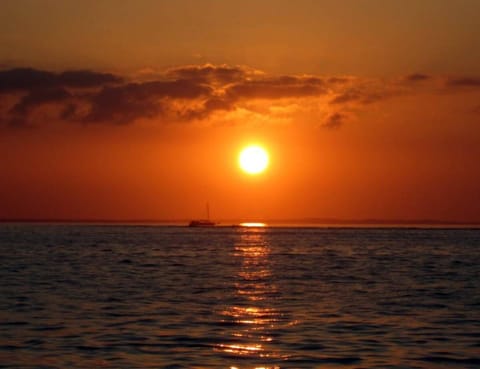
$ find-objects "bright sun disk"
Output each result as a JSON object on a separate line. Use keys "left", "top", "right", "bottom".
{"left": 238, "top": 145, "right": 269, "bottom": 175}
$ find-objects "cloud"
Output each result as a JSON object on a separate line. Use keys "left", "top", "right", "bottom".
{"left": 226, "top": 76, "right": 325, "bottom": 100}
{"left": 84, "top": 80, "right": 212, "bottom": 124}
{"left": 166, "top": 64, "right": 251, "bottom": 84}
{"left": 446, "top": 77, "right": 480, "bottom": 87}
{"left": 404, "top": 73, "right": 430, "bottom": 82}
{"left": 0, "top": 67, "right": 123, "bottom": 126}
{"left": 0, "top": 68, "right": 122, "bottom": 92}
{"left": 330, "top": 89, "right": 364, "bottom": 104}
{"left": 1, "top": 64, "right": 479, "bottom": 128}
{"left": 322, "top": 112, "right": 345, "bottom": 129}
{"left": 166, "top": 73, "right": 327, "bottom": 121}
{"left": 10, "top": 88, "right": 71, "bottom": 116}
{"left": 329, "top": 84, "right": 392, "bottom": 106}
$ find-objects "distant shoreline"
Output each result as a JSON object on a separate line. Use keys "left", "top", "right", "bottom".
{"left": 1, "top": 218, "right": 479, "bottom": 228}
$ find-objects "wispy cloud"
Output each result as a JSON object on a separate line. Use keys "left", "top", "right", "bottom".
{"left": 321, "top": 112, "right": 345, "bottom": 129}
{"left": 404, "top": 73, "right": 431, "bottom": 82}
{"left": 445, "top": 77, "right": 480, "bottom": 87}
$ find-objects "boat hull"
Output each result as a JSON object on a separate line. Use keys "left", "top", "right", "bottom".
{"left": 188, "top": 220, "right": 216, "bottom": 227}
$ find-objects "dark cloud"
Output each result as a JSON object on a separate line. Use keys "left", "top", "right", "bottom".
{"left": 0, "top": 68, "right": 54, "bottom": 91}
{"left": 10, "top": 88, "right": 71, "bottom": 115}
{"left": 182, "top": 97, "right": 235, "bottom": 121}
{"left": 60, "top": 103, "right": 79, "bottom": 121}
{"left": 2, "top": 64, "right": 480, "bottom": 128}
{"left": 0, "top": 67, "right": 123, "bottom": 126}
{"left": 322, "top": 112, "right": 345, "bottom": 129}
{"left": 166, "top": 64, "right": 248, "bottom": 84}
{"left": 58, "top": 70, "right": 123, "bottom": 88}
{"left": 446, "top": 77, "right": 480, "bottom": 87}
{"left": 0, "top": 67, "right": 212, "bottom": 125}
{"left": 327, "top": 77, "right": 351, "bottom": 84}
{"left": 84, "top": 80, "right": 212, "bottom": 124}
{"left": 330, "top": 89, "right": 363, "bottom": 104}
{"left": 177, "top": 75, "right": 326, "bottom": 120}
{"left": 330, "top": 88, "right": 385, "bottom": 105}
{"left": 405, "top": 73, "right": 430, "bottom": 82}
{"left": 83, "top": 84, "right": 161, "bottom": 124}
{"left": 0, "top": 68, "right": 122, "bottom": 92}
{"left": 226, "top": 76, "right": 325, "bottom": 100}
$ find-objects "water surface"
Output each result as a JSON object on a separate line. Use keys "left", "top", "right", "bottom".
{"left": 1, "top": 225, "right": 479, "bottom": 368}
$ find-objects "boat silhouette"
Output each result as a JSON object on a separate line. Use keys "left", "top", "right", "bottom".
{"left": 189, "top": 203, "right": 216, "bottom": 227}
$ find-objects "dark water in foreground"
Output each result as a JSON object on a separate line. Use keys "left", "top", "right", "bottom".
{"left": 0, "top": 225, "right": 479, "bottom": 369}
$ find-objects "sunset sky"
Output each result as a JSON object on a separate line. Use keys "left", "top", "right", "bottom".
{"left": 1, "top": 0, "right": 480, "bottom": 223}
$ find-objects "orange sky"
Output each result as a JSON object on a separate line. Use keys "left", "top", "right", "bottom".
{"left": 1, "top": 1, "right": 480, "bottom": 223}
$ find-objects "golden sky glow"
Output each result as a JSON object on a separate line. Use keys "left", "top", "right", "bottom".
{"left": 1, "top": 1, "right": 479, "bottom": 223}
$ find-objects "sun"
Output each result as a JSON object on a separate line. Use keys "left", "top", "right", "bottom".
{"left": 238, "top": 145, "right": 269, "bottom": 175}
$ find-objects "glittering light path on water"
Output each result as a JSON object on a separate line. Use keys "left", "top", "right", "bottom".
{"left": 214, "top": 228, "right": 292, "bottom": 367}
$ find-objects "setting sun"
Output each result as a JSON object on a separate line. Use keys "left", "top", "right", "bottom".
{"left": 238, "top": 145, "right": 270, "bottom": 175}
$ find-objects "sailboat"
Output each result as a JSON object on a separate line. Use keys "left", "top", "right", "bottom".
{"left": 188, "top": 202, "right": 216, "bottom": 227}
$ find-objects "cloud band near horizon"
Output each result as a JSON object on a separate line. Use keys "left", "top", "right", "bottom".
{"left": 1, "top": 64, "right": 479, "bottom": 129}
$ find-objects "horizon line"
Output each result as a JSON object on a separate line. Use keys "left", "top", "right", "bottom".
{"left": 1, "top": 217, "right": 479, "bottom": 226}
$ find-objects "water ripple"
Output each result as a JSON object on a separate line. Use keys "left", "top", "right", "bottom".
{"left": 0, "top": 225, "right": 479, "bottom": 368}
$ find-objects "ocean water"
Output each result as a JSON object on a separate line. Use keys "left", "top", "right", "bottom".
{"left": 0, "top": 225, "right": 479, "bottom": 369}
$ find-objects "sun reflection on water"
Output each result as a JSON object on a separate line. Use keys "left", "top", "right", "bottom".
{"left": 215, "top": 228, "right": 290, "bottom": 367}
{"left": 239, "top": 222, "right": 267, "bottom": 228}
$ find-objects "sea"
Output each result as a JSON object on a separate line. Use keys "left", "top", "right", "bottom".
{"left": 0, "top": 224, "right": 479, "bottom": 369}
